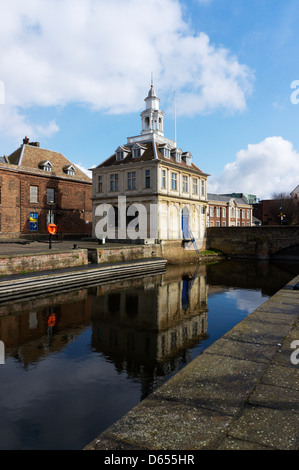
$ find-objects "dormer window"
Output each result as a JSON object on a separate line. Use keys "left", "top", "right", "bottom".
{"left": 132, "top": 143, "right": 147, "bottom": 159}
{"left": 172, "top": 148, "right": 182, "bottom": 163}
{"left": 115, "top": 146, "right": 130, "bottom": 161}
{"left": 39, "top": 160, "right": 52, "bottom": 172}
{"left": 63, "top": 165, "right": 76, "bottom": 176}
{"left": 133, "top": 147, "right": 141, "bottom": 158}
{"left": 116, "top": 150, "right": 124, "bottom": 161}
{"left": 159, "top": 144, "right": 171, "bottom": 159}
{"left": 183, "top": 152, "right": 192, "bottom": 166}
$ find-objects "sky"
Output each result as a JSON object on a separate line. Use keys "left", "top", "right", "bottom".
{"left": 0, "top": 0, "right": 299, "bottom": 200}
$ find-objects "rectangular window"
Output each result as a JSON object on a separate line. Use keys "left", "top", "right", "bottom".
{"left": 30, "top": 186, "right": 38, "bottom": 203}
{"left": 171, "top": 172, "right": 177, "bottom": 191}
{"left": 216, "top": 207, "right": 220, "bottom": 217}
{"left": 128, "top": 171, "right": 136, "bottom": 190}
{"left": 145, "top": 169, "right": 151, "bottom": 188}
{"left": 47, "top": 188, "right": 55, "bottom": 203}
{"left": 201, "top": 180, "right": 205, "bottom": 196}
{"left": 222, "top": 207, "right": 226, "bottom": 218}
{"left": 182, "top": 175, "right": 188, "bottom": 193}
{"left": 98, "top": 176, "right": 102, "bottom": 193}
{"left": 133, "top": 148, "right": 141, "bottom": 158}
{"left": 110, "top": 174, "right": 119, "bottom": 192}
{"left": 192, "top": 178, "right": 198, "bottom": 194}
{"left": 247, "top": 210, "right": 250, "bottom": 219}
{"left": 210, "top": 207, "right": 214, "bottom": 217}
{"left": 161, "top": 169, "right": 166, "bottom": 189}
{"left": 116, "top": 151, "right": 123, "bottom": 161}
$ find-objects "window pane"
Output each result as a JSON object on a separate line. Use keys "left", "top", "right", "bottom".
{"left": 145, "top": 169, "right": 150, "bottom": 188}
{"left": 30, "top": 186, "right": 38, "bottom": 203}
{"left": 47, "top": 188, "right": 54, "bottom": 203}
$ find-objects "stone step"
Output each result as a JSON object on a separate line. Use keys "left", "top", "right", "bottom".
{"left": 0, "top": 258, "right": 167, "bottom": 303}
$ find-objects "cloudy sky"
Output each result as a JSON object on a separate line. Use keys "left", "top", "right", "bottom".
{"left": 0, "top": 0, "right": 299, "bottom": 199}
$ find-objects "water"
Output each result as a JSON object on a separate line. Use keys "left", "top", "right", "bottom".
{"left": 0, "top": 258, "right": 297, "bottom": 450}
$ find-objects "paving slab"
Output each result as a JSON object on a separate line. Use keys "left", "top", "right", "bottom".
{"left": 259, "top": 363, "right": 299, "bottom": 391}
{"left": 248, "top": 383, "right": 299, "bottom": 412}
{"left": 86, "top": 397, "right": 233, "bottom": 451}
{"left": 204, "top": 337, "right": 278, "bottom": 364}
{"left": 222, "top": 320, "right": 291, "bottom": 347}
{"left": 227, "top": 406, "right": 299, "bottom": 450}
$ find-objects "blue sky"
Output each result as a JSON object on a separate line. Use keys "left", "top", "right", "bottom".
{"left": 1, "top": 0, "right": 299, "bottom": 199}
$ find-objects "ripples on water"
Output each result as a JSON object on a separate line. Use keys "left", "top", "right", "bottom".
{"left": 0, "top": 259, "right": 298, "bottom": 450}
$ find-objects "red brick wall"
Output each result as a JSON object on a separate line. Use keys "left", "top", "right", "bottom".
{"left": 208, "top": 203, "right": 252, "bottom": 227}
{"left": 0, "top": 167, "right": 92, "bottom": 238}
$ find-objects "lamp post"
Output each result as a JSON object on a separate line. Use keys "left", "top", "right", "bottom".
{"left": 48, "top": 201, "right": 55, "bottom": 249}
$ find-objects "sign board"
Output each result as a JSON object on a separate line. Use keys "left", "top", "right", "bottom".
{"left": 29, "top": 213, "right": 38, "bottom": 232}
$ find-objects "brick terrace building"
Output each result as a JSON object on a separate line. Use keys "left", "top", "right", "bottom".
{"left": 0, "top": 138, "right": 92, "bottom": 238}
{"left": 207, "top": 193, "right": 253, "bottom": 227}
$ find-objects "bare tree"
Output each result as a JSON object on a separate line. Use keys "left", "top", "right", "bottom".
{"left": 271, "top": 192, "right": 297, "bottom": 225}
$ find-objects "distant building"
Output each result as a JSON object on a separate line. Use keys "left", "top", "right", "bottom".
{"left": 0, "top": 138, "right": 92, "bottom": 238}
{"left": 220, "top": 193, "right": 257, "bottom": 205}
{"left": 207, "top": 193, "right": 253, "bottom": 227}
{"left": 291, "top": 185, "right": 299, "bottom": 224}
{"left": 91, "top": 83, "right": 209, "bottom": 247}
{"left": 253, "top": 195, "right": 298, "bottom": 226}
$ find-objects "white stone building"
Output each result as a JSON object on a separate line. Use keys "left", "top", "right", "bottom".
{"left": 91, "top": 83, "right": 209, "bottom": 248}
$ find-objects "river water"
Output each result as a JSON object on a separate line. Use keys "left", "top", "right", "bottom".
{"left": 0, "top": 258, "right": 298, "bottom": 450}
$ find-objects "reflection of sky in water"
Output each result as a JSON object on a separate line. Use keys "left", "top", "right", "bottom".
{"left": 193, "top": 288, "right": 269, "bottom": 357}
{"left": 225, "top": 288, "right": 268, "bottom": 314}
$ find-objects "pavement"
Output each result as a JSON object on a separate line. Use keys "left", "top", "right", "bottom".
{"left": 0, "top": 238, "right": 138, "bottom": 256}
{"left": 85, "top": 275, "right": 299, "bottom": 451}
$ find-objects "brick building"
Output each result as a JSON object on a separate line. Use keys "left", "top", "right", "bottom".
{"left": 253, "top": 195, "right": 299, "bottom": 226}
{"left": 207, "top": 193, "right": 253, "bottom": 227}
{"left": 0, "top": 138, "right": 92, "bottom": 238}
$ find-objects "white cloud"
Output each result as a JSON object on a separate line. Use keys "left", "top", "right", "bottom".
{"left": 74, "top": 163, "right": 93, "bottom": 179}
{"left": 0, "top": 0, "right": 253, "bottom": 140}
{"left": 208, "top": 136, "right": 299, "bottom": 199}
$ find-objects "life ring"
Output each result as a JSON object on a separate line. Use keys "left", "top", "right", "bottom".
{"left": 47, "top": 314, "right": 56, "bottom": 327}
{"left": 47, "top": 223, "right": 57, "bottom": 235}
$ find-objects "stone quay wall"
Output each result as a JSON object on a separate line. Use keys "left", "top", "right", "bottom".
{"left": 0, "top": 249, "right": 88, "bottom": 276}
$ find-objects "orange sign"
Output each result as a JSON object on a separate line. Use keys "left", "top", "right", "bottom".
{"left": 47, "top": 223, "right": 57, "bottom": 235}
{"left": 47, "top": 314, "right": 56, "bottom": 327}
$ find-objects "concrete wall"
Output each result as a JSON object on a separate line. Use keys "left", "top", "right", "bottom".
{"left": 93, "top": 240, "right": 207, "bottom": 265}
{"left": 0, "top": 249, "right": 88, "bottom": 276}
{"left": 95, "top": 245, "right": 162, "bottom": 264}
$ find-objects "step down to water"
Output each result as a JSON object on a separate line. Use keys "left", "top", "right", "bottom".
{"left": 0, "top": 258, "right": 167, "bottom": 304}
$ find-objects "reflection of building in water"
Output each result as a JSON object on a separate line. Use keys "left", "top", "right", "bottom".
{"left": 0, "top": 264, "right": 208, "bottom": 399}
{"left": 91, "top": 265, "right": 208, "bottom": 397}
{"left": 0, "top": 289, "right": 92, "bottom": 367}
